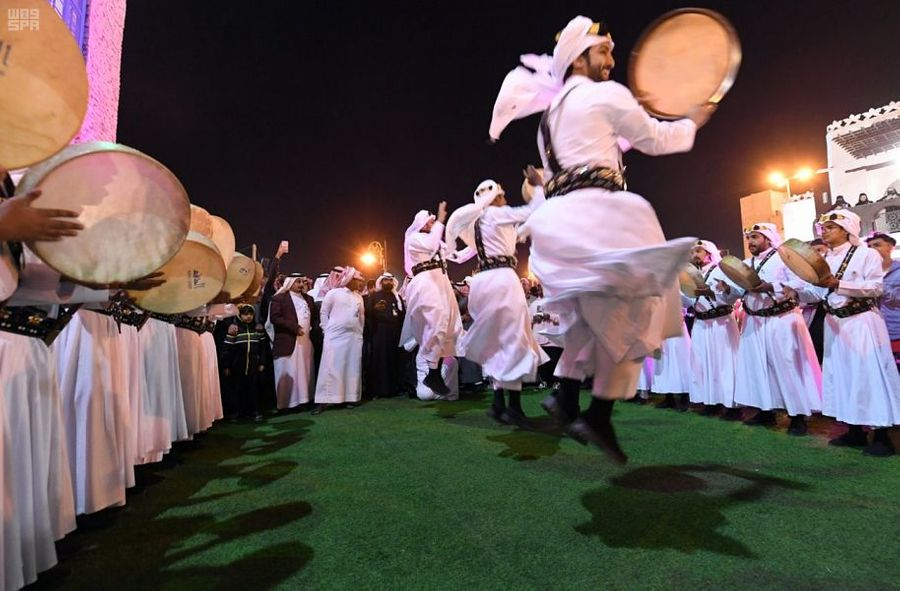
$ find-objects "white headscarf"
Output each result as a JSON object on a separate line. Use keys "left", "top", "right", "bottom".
{"left": 489, "top": 16, "right": 613, "bottom": 141}
{"left": 445, "top": 180, "right": 504, "bottom": 250}
{"left": 376, "top": 272, "right": 403, "bottom": 310}
{"left": 275, "top": 274, "right": 305, "bottom": 297}
{"left": 693, "top": 239, "right": 722, "bottom": 266}
{"left": 404, "top": 210, "right": 436, "bottom": 276}
{"left": 318, "top": 266, "right": 345, "bottom": 299}
{"left": 337, "top": 266, "right": 364, "bottom": 288}
{"left": 744, "top": 223, "right": 783, "bottom": 249}
{"left": 819, "top": 210, "right": 862, "bottom": 246}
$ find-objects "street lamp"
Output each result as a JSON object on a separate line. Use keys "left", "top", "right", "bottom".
{"left": 768, "top": 167, "right": 828, "bottom": 200}
{"left": 360, "top": 239, "right": 387, "bottom": 274}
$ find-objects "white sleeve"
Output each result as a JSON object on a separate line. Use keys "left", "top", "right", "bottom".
{"left": 320, "top": 291, "right": 334, "bottom": 327}
{"left": 8, "top": 260, "right": 109, "bottom": 306}
{"left": 603, "top": 82, "right": 697, "bottom": 156}
{"left": 836, "top": 250, "right": 884, "bottom": 299}
{"left": 489, "top": 187, "right": 546, "bottom": 225}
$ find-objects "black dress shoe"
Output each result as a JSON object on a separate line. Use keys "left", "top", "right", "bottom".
{"left": 700, "top": 404, "right": 719, "bottom": 417}
{"left": 676, "top": 396, "right": 690, "bottom": 412}
{"left": 424, "top": 370, "right": 450, "bottom": 395}
{"left": 655, "top": 395, "right": 676, "bottom": 409}
{"left": 720, "top": 407, "right": 743, "bottom": 421}
{"left": 501, "top": 408, "right": 535, "bottom": 430}
{"left": 743, "top": 410, "right": 776, "bottom": 427}
{"left": 829, "top": 430, "right": 868, "bottom": 448}
{"left": 485, "top": 405, "right": 510, "bottom": 425}
{"left": 310, "top": 404, "right": 326, "bottom": 416}
{"left": 787, "top": 416, "right": 808, "bottom": 436}
{"left": 540, "top": 395, "right": 574, "bottom": 426}
{"left": 862, "top": 440, "right": 895, "bottom": 457}
{"left": 567, "top": 418, "right": 628, "bottom": 465}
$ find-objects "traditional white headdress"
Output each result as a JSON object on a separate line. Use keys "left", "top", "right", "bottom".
{"left": 818, "top": 210, "right": 862, "bottom": 246}
{"left": 445, "top": 180, "right": 504, "bottom": 250}
{"left": 693, "top": 239, "right": 722, "bottom": 265}
{"left": 404, "top": 210, "right": 437, "bottom": 276}
{"left": 743, "top": 223, "right": 783, "bottom": 248}
{"left": 489, "top": 16, "right": 613, "bottom": 141}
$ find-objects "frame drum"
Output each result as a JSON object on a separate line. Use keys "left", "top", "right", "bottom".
{"left": 719, "top": 255, "right": 762, "bottom": 291}
{"left": 210, "top": 215, "right": 235, "bottom": 265}
{"left": 17, "top": 142, "right": 190, "bottom": 285}
{"left": 778, "top": 238, "right": 834, "bottom": 286}
{"left": 629, "top": 8, "right": 741, "bottom": 119}
{"left": 239, "top": 260, "right": 264, "bottom": 300}
{"left": 0, "top": 0, "right": 88, "bottom": 168}
{"left": 127, "top": 231, "right": 226, "bottom": 314}
{"left": 678, "top": 264, "right": 707, "bottom": 297}
{"left": 221, "top": 253, "right": 255, "bottom": 300}
{"left": 190, "top": 205, "right": 214, "bottom": 239}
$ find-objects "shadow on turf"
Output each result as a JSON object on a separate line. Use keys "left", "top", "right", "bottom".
{"left": 575, "top": 464, "right": 810, "bottom": 557}
{"left": 32, "top": 419, "right": 316, "bottom": 590}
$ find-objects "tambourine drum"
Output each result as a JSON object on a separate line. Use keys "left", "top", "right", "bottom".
{"left": 127, "top": 231, "right": 226, "bottom": 315}
{"left": 629, "top": 8, "right": 741, "bottom": 119}
{"left": 678, "top": 264, "right": 707, "bottom": 297}
{"left": 17, "top": 142, "right": 191, "bottom": 285}
{"left": 0, "top": 0, "right": 89, "bottom": 169}
{"left": 0, "top": 245, "right": 18, "bottom": 302}
{"left": 718, "top": 255, "right": 762, "bottom": 291}
{"left": 221, "top": 253, "right": 255, "bottom": 300}
{"left": 190, "top": 205, "right": 214, "bottom": 239}
{"left": 521, "top": 168, "right": 545, "bottom": 203}
{"left": 239, "top": 260, "right": 264, "bottom": 300}
{"left": 210, "top": 215, "right": 235, "bottom": 265}
{"left": 778, "top": 238, "right": 834, "bottom": 286}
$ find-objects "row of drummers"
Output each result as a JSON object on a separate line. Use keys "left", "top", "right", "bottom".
{"left": 0, "top": 142, "right": 259, "bottom": 591}
{"left": 674, "top": 216, "right": 899, "bottom": 456}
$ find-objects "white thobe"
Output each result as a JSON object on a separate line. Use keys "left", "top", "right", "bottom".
{"left": 174, "top": 327, "right": 205, "bottom": 437}
{"left": 733, "top": 248, "right": 822, "bottom": 415}
{"left": 53, "top": 310, "right": 133, "bottom": 515}
{"left": 519, "top": 75, "right": 697, "bottom": 399}
{"left": 314, "top": 288, "right": 364, "bottom": 404}
{"left": 137, "top": 318, "right": 188, "bottom": 463}
{"left": 461, "top": 198, "right": 549, "bottom": 390}
{"left": 400, "top": 222, "right": 463, "bottom": 366}
{"left": 650, "top": 320, "right": 692, "bottom": 394}
{"left": 684, "top": 264, "right": 741, "bottom": 406}
{"left": 274, "top": 292, "right": 314, "bottom": 408}
{"left": 815, "top": 243, "right": 900, "bottom": 426}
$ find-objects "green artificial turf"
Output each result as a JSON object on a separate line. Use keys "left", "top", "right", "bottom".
{"left": 31, "top": 391, "right": 900, "bottom": 591}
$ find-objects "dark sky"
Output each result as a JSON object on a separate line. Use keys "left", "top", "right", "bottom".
{"left": 117, "top": 0, "right": 900, "bottom": 276}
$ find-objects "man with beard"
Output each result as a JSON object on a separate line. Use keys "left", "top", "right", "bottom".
{"left": 366, "top": 272, "right": 407, "bottom": 398}
{"left": 731, "top": 223, "right": 822, "bottom": 435}
{"left": 488, "top": 15, "right": 714, "bottom": 463}
{"left": 269, "top": 273, "right": 320, "bottom": 410}
{"left": 684, "top": 240, "right": 742, "bottom": 419}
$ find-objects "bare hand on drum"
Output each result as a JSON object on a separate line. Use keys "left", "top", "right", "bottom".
{"left": 781, "top": 286, "right": 799, "bottom": 303}
{"left": 686, "top": 102, "right": 717, "bottom": 129}
{"left": 436, "top": 201, "right": 448, "bottom": 224}
{"left": 523, "top": 165, "right": 543, "bottom": 187}
{"left": 748, "top": 281, "right": 775, "bottom": 295}
{"left": 0, "top": 190, "right": 83, "bottom": 242}
{"left": 695, "top": 286, "right": 715, "bottom": 298}
{"left": 715, "top": 279, "right": 731, "bottom": 295}
{"left": 819, "top": 276, "right": 840, "bottom": 290}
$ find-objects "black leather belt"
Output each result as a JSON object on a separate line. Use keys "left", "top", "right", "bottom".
{"left": 412, "top": 259, "right": 446, "bottom": 276}
{"left": 695, "top": 305, "right": 734, "bottom": 320}
{"left": 475, "top": 255, "right": 517, "bottom": 274}
{"left": 545, "top": 164, "right": 624, "bottom": 198}
{"left": 174, "top": 315, "right": 215, "bottom": 334}
{"left": 0, "top": 304, "right": 81, "bottom": 345}
{"left": 824, "top": 298, "right": 876, "bottom": 319}
{"left": 744, "top": 299, "right": 798, "bottom": 318}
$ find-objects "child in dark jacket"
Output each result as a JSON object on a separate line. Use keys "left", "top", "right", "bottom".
{"left": 221, "top": 304, "right": 268, "bottom": 421}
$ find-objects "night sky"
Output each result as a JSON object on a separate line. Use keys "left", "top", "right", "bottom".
{"left": 117, "top": 0, "right": 900, "bottom": 277}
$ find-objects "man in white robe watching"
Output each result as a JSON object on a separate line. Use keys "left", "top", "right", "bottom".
{"left": 312, "top": 267, "right": 366, "bottom": 414}
{"left": 269, "top": 273, "right": 319, "bottom": 410}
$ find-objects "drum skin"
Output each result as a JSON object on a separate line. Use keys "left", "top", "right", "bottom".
{"left": 18, "top": 142, "right": 191, "bottom": 285}
{"left": 127, "top": 231, "right": 226, "bottom": 314}
{"left": 719, "top": 255, "right": 762, "bottom": 291}
{"left": 678, "top": 264, "right": 707, "bottom": 297}
{"left": 0, "top": 0, "right": 88, "bottom": 168}
{"left": 629, "top": 8, "right": 741, "bottom": 119}
{"left": 221, "top": 253, "right": 255, "bottom": 300}
{"left": 190, "top": 205, "right": 214, "bottom": 239}
{"left": 778, "top": 238, "right": 833, "bottom": 286}
{"left": 209, "top": 215, "right": 235, "bottom": 266}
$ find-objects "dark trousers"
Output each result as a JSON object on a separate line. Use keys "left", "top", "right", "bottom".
{"left": 224, "top": 371, "right": 261, "bottom": 417}
{"left": 538, "top": 346, "right": 563, "bottom": 385}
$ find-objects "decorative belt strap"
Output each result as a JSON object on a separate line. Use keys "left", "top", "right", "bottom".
{"left": 473, "top": 214, "right": 517, "bottom": 273}
{"left": 823, "top": 298, "right": 876, "bottom": 318}
{"left": 475, "top": 255, "right": 518, "bottom": 274}
{"left": 173, "top": 314, "right": 212, "bottom": 334}
{"left": 93, "top": 296, "right": 151, "bottom": 330}
{"left": 149, "top": 311, "right": 177, "bottom": 324}
{"left": 412, "top": 259, "right": 446, "bottom": 276}
{"left": 744, "top": 299, "right": 798, "bottom": 317}
{"left": 695, "top": 305, "right": 734, "bottom": 321}
{"left": 0, "top": 304, "right": 81, "bottom": 345}
{"left": 545, "top": 163, "right": 625, "bottom": 198}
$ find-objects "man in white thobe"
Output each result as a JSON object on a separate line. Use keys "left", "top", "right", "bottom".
{"left": 445, "top": 173, "right": 548, "bottom": 427}
{"left": 313, "top": 267, "right": 366, "bottom": 413}
{"left": 814, "top": 212, "right": 900, "bottom": 456}
{"left": 684, "top": 240, "right": 742, "bottom": 419}
{"left": 490, "top": 15, "right": 714, "bottom": 462}
{"left": 730, "top": 223, "right": 822, "bottom": 436}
